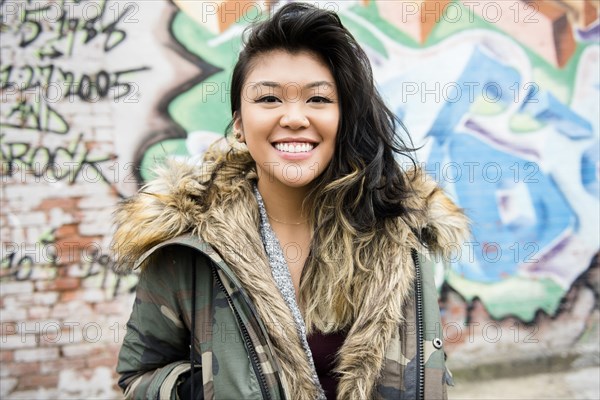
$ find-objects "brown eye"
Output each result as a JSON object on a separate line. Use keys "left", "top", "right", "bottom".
{"left": 308, "top": 96, "right": 332, "bottom": 103}
{"left": 257, "top": 96, "right": 281, "bottom": 103}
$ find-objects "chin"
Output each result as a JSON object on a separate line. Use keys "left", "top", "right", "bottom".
{"left": 280, "top": 179, "right": 314, "bottom": 189}
{"left": 272, "top": 171, "right": 316, "bottom": 188}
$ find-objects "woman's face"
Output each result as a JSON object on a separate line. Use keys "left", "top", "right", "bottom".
{"left": 235, "top": 50, "right": 339, "bottom": 189}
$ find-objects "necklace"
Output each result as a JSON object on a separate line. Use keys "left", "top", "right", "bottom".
{"left": 266, "top": 212, "right": 308, "bottom": 225}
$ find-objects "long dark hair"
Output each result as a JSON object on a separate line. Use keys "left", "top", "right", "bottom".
{"left": 226, "top": 3, "right": 422, "bottom": 332}
{"left": 228, "top": 2, "right": 418, "bottom": 232}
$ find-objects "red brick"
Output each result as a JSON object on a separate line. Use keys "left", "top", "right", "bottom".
{"left": 16, "top": 373, "right": 59, "bottom": 390}
{"left": 86, "top": 353, "right": 118, "bottom": 368}
{"left": 59, "top": 290, "right": 82, "bottom": 302}
{"left": 0, "top": 350, "right": 14, "bottom": 362}
{"left": 55, "top": 235, "right": 102, "bottom": 264}
{"left": 36, "top": 198, "right": 79, "bottom": 212}
{"left": 49, "top": 277, "right": 81, "bottom": 291}
{"left": 54, "top": 223, "right": 78, "bottom": 238}
{"left": 1, "top": 362, "right": 40, "bottom": 377}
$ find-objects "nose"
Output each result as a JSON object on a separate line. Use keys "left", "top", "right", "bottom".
{"left": 280, "top": 106, "right": 310, "bottom": 130}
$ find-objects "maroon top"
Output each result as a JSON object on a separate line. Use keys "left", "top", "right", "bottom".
{"left": 306, "top": 330, "right": 347, "bottom": 400}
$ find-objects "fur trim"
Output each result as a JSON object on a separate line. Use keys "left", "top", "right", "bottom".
{"left": 112, "top": 148, "right": 469, "bottom": 399}
{"left": 405, "top": 168, "right": 471, "bottom": 258}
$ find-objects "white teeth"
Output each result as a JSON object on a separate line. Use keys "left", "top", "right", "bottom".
{"left": 274, "top": 142, "right": 315, "bottom": 153}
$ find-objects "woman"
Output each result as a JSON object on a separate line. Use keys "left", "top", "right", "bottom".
{"left": 113, "top": 3, "right": 469, "bottom": 399}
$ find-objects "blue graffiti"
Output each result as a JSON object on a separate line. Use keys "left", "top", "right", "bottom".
{"left": 381, "top": 44, "right": 583, "bottom": 283}
{"left": 426, "top": 46, "right": 521, "bottom": 143}
{"left": 522, "top": 91, "right": 593, "bottom": 139}
{"left": 582, "top": 141, "right": 599, "bottom": 197}
{"left": 429, "top": 133, "right": 577, "bottom": 282}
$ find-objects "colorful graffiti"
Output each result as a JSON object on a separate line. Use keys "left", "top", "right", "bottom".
{"left": 135, "top": 0, "right": 599, "bottom": 322}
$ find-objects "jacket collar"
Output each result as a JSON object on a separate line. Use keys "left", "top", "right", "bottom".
{"left": 112, "top": 147, "right": 469, "bottom": 399}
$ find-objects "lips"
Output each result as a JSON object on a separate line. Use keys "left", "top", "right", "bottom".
{"left": 273, "top": 142, "right": 316, "bottom": 153}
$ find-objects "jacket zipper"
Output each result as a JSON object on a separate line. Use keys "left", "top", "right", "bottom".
{"left": 211, "top": 266, "right": 272, "bottom": 400}
{"left": 411, "top": 249, "right": 425, "bottom": 400}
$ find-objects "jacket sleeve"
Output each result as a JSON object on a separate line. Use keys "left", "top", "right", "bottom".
{"left": 116, "top": 246, "right": 201, "bottom": 399}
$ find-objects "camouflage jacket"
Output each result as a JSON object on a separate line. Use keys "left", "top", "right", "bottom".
{"left": 113, "top": 151, "right": 469, "bottom": 400}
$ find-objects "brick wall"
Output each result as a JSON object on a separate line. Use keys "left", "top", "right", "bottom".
{"left": 1, "top": 0, "right": 598, "bottom": 398}
{"left": 0, "top": 1, "right": 182, "bottom": 397}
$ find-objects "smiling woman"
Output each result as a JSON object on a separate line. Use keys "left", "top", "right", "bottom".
{"left": 112, "top": 3, "right": 470, "bottom": 400}
{"left": 233, "top": 50, "right": 340, "bottom": 297}
{"left": 235, "top": 50, "right": 339, "bottom": 190}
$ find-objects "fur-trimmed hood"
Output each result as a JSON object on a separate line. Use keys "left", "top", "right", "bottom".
{"left": 112, "top": 146, "right": 469, "bottom": 399}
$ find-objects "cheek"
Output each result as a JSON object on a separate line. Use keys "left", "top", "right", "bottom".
{"left": 241, "top": 108, "right": 273, "bottom": 137}
{"left": 321, "top": 117, "right": 339, "bottom": 143}
{"left": 326, "top": 111, "right": 340, "bottom": 139}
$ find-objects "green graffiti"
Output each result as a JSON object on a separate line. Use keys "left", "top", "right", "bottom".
{"left": 446, "top": 269, "right": 565, "bottom": 321}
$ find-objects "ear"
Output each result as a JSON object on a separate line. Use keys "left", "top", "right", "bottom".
{"left": 233, "top": 111, "right": 243, "bottom": 132}
{"left": 233, "top": 112, "right": 245, "bottom": 142}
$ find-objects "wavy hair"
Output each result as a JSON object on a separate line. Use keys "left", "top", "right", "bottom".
{"left": 224, "top": 3, "right": 422, "bottom": 332}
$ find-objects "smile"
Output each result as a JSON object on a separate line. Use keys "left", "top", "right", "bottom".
{"left": 273, "top": 142, "right": 316, "bottom": 153}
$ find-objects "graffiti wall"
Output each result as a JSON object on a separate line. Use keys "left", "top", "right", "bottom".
{"left": 1, "top": 0, "right": 598, "bottom": 397}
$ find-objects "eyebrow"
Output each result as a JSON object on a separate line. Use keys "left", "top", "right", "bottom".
{"left": 249, "top": 80, "right": 335, "bottom": 89}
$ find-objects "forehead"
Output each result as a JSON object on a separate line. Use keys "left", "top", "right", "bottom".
{"left": 244, "top": 50, "right": 335, "bottom": 87}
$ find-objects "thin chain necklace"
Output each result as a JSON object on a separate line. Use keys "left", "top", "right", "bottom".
{"left": 266, "top": 212, "right": 308, "bottom": 225}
